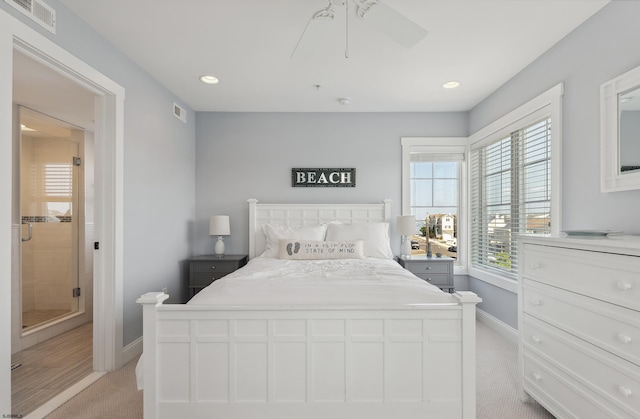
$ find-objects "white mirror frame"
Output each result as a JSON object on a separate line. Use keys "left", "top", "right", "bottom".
{"left": 601, "top": 63, "right": 640, "bottom": 192}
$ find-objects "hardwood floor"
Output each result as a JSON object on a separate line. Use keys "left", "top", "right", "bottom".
{"left": 11, "top": 322, "right": 93, "bottom": 417}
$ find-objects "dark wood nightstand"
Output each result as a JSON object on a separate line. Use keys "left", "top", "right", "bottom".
{"left": 187, "top": 254, "right": 248, "bottom": 298}
{"left": 397, "top": 255, "right": 454, "bottom": 292}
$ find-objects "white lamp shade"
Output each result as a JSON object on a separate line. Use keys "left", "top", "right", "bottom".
{"left": 396, "top": 215, "right": 416, "bottom": 236}
{"left": 209, "top": 215, "right": 230, "bottom": 236}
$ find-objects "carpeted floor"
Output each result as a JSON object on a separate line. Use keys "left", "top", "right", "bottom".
{"left": 45, "top": 320, "right": 555, "bottom": 419}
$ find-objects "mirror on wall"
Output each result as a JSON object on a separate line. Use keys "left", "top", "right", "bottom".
{"left": 601, "top": 64, "right": 640, "bottom": 192}
{"left": 619, "top": 86, "right": 640, "bottom": 173}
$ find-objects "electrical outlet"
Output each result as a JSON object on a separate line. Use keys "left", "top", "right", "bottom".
{"left": 162, "top": 287, "right": 168, "bottom": 295}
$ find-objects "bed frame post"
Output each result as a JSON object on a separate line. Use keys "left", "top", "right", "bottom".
{"left": 137, "top": 292, "right": 169, "bottom": 419}
{"left": 382, "top": 198, "right": 392, "bottom": 221}
{"left": 455, "top": 291, "right": 482, "bottom": 419}
{"left": 247, "top": 198, "right": 258, "bottom": 259}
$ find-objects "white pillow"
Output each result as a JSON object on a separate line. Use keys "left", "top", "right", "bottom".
{"left": 278, "top": 240, "right": 365, "bottom": 260}
{"left": 325, "top": 222, "right": 393, "bottom": 259}
{"left": 261, "top": 223, "right": 327, "bottom": 258}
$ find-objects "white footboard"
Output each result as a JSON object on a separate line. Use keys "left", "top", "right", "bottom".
{"left": 138, "top": 291, "right": 480, "bottom": 419}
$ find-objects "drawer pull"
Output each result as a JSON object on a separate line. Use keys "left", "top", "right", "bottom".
{"left": 531, "top": 299, "right": 543, "bottom": 306}
{"left": 530, "top": 262, "right": 541, "bottom": 270}
{"left": 617, "top": 281, "right": 632, "bottom": 291}
{"left": 425, "top": 266, "right": 432, "bottom": 270}
{"left": 210, "top": 266, "right": 216, "bottom": 270}
{"left": 617, "top": 334, "right": 632, "bottom": 344}
{"left": 618, "top": 386, "right": 632, "bottom": 398}
{"left": 531, "top": 335, "right": 542, "bottom": 344}
{"left": 532, "top": 373, "right": 542, "bottom": 382}
{"left": 426, "top": 278, "right": 432, "bottom": 281}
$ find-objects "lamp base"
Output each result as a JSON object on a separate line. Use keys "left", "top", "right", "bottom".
{"left": 214, "top": 236, "right": 226, "bottom": 257}
{"left": 401, "top": 236, "right": 412, "bottom": 259}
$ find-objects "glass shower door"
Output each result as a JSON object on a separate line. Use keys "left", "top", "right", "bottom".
{"left": 20, "top": 107, "right": 81, "bottom": 331}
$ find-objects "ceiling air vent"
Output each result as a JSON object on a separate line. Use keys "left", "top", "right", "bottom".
{"left": 173, "top": 103, "right": 187, "bottom": 123}
{"left": 4, "top": 0, "right": 56, "bottom": 34}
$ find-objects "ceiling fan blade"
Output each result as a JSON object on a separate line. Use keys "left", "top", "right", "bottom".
{"left": 291, "top": 7, "right": 336, "bottom": 58}
{"left": 357, "top": 0, "right": 427, "bottom": 48}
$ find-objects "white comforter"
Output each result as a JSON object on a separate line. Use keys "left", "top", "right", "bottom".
{"left": 188, "top": 257, "right": 454, "bottom": 307}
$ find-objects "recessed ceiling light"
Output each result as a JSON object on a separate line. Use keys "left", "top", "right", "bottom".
{"left": 199, "top": 75, "right": 219, "bottom": 84}
{"left": 442, "top": 81, "right": 461, "bottom": 89}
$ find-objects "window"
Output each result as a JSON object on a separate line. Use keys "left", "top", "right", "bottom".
{"left": 470, "top": 118, "right": 551, "bottom": 278}
{"left": 401, "top": 138, "right": 467, "bottom": 264}
{"left": 469, "top": 84, "right": 562, "bottom": 285}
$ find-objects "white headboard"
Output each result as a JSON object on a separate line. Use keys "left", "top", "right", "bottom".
{"left": 247, "top": 199, "right": 392, "bottom": 259}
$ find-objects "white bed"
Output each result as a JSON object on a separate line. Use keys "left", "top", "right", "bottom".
{"left": 137, "top": 199, "right": 481, "bottom": 419}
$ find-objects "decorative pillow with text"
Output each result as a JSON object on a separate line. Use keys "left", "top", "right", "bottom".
{"left": 278, "top": 240, "right": 365, "bottom": 260}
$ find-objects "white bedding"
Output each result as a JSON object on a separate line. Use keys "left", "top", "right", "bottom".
{"left": 188, "top": 257, "right": 454, "bottom": 307}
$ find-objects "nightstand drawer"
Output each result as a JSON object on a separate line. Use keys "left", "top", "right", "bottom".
{"left": 190, "top": 273, "right": 226, "bottom": 288}
{"left": 397, "top": 256, "right": 454, "bottom": 292}
{"left": 405, "top": 261, "right": 450, "bottom": 274}
{"left": 191, "top": 260, "right": 236, "bottom": 274}
{"left": 187, "top": 255, "right": 249, "bottom": 299}
{"left": 414, "top": 273, "right": 451, "bottom": 286}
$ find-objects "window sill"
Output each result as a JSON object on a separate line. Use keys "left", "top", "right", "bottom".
{"left": 468, "top": 266, "right": 517, "bottom": 293}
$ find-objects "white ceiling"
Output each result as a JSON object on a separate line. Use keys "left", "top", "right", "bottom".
{"left": 57, "top": 0, "right": 609, "bottom": 113}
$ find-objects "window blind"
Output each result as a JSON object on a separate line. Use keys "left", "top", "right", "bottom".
{"left": 470, "top": 117, "right": 551, "bottom": 278}
{"left": 44, "top": 163, "right": 73, "bottom": 199}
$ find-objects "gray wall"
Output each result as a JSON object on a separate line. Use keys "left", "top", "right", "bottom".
{"left": 468, "top": 1, "right": 640, "bottom": 327}
{"left": 1, "top": 1, "right": 196, "bottom": 346}
{"left": 194, "top": 112, "right": 467, "bottom": 256}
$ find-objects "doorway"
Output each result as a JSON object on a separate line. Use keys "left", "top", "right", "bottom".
{"left": 2, "top": 13, "right": 126, "bottom": 413}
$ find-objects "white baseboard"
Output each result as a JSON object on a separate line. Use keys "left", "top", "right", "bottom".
{"left": 476, "top": 308, "right": 518, "bottom": 346}
{"left": 121, "top": 336, "right": 142, "bottom": 366}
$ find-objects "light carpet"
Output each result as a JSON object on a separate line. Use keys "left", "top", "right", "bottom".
{"left": 45, "top": 321, "right": 555, "bottom": 419}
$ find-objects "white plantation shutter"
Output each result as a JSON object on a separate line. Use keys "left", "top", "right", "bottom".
{"left": 470, "top": 117, "right": 551, "bottom": 278}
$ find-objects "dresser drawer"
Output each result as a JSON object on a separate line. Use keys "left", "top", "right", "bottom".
{"left": 523, "top": 280, "right": 640, "bottom": 365}
{"left": 191, "top": 260, "right": 237, "bottom": 274}
{"left": 523, "top": 352, "right": 635, "bottom": 419}
{"left": 522, "top": 243, "right": 640, "bottom": 311}
{"left": 523, "top": 314, "right": 640, "bottom": 417}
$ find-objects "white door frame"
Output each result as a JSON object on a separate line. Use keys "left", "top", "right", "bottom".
{"left": 0, "top": 9, "right": 125, "bottom": 409}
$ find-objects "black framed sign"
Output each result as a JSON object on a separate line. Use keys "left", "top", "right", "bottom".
{"left": 291, "top": 168, "right": 356, "bottom": 187}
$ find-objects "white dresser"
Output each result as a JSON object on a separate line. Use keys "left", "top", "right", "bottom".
{"left": 519, "top": 235, "right": 640, "bottom": 419}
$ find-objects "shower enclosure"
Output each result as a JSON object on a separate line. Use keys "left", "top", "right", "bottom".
{"left": 20, "top": 107, "right": 83, "bottom": 331}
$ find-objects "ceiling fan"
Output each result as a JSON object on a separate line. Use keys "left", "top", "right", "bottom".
{"left": 291, "top": 0, "right": 428, "bottom": 58}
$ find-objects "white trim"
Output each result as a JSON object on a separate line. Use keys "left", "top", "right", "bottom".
{"left": 469, "top": 267, "right": 518, "bottom": 293}
{"left": 121, "top": 336, "right": 143, "bottom": 366}
{"left": 1, "top": 7, "right": 125, "bottom": 409}
{"left": 0, "top": 15, "right": 14, "bottom": 410}
{"left": 476, "top": 308, "right": 518, "bottom": 346}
